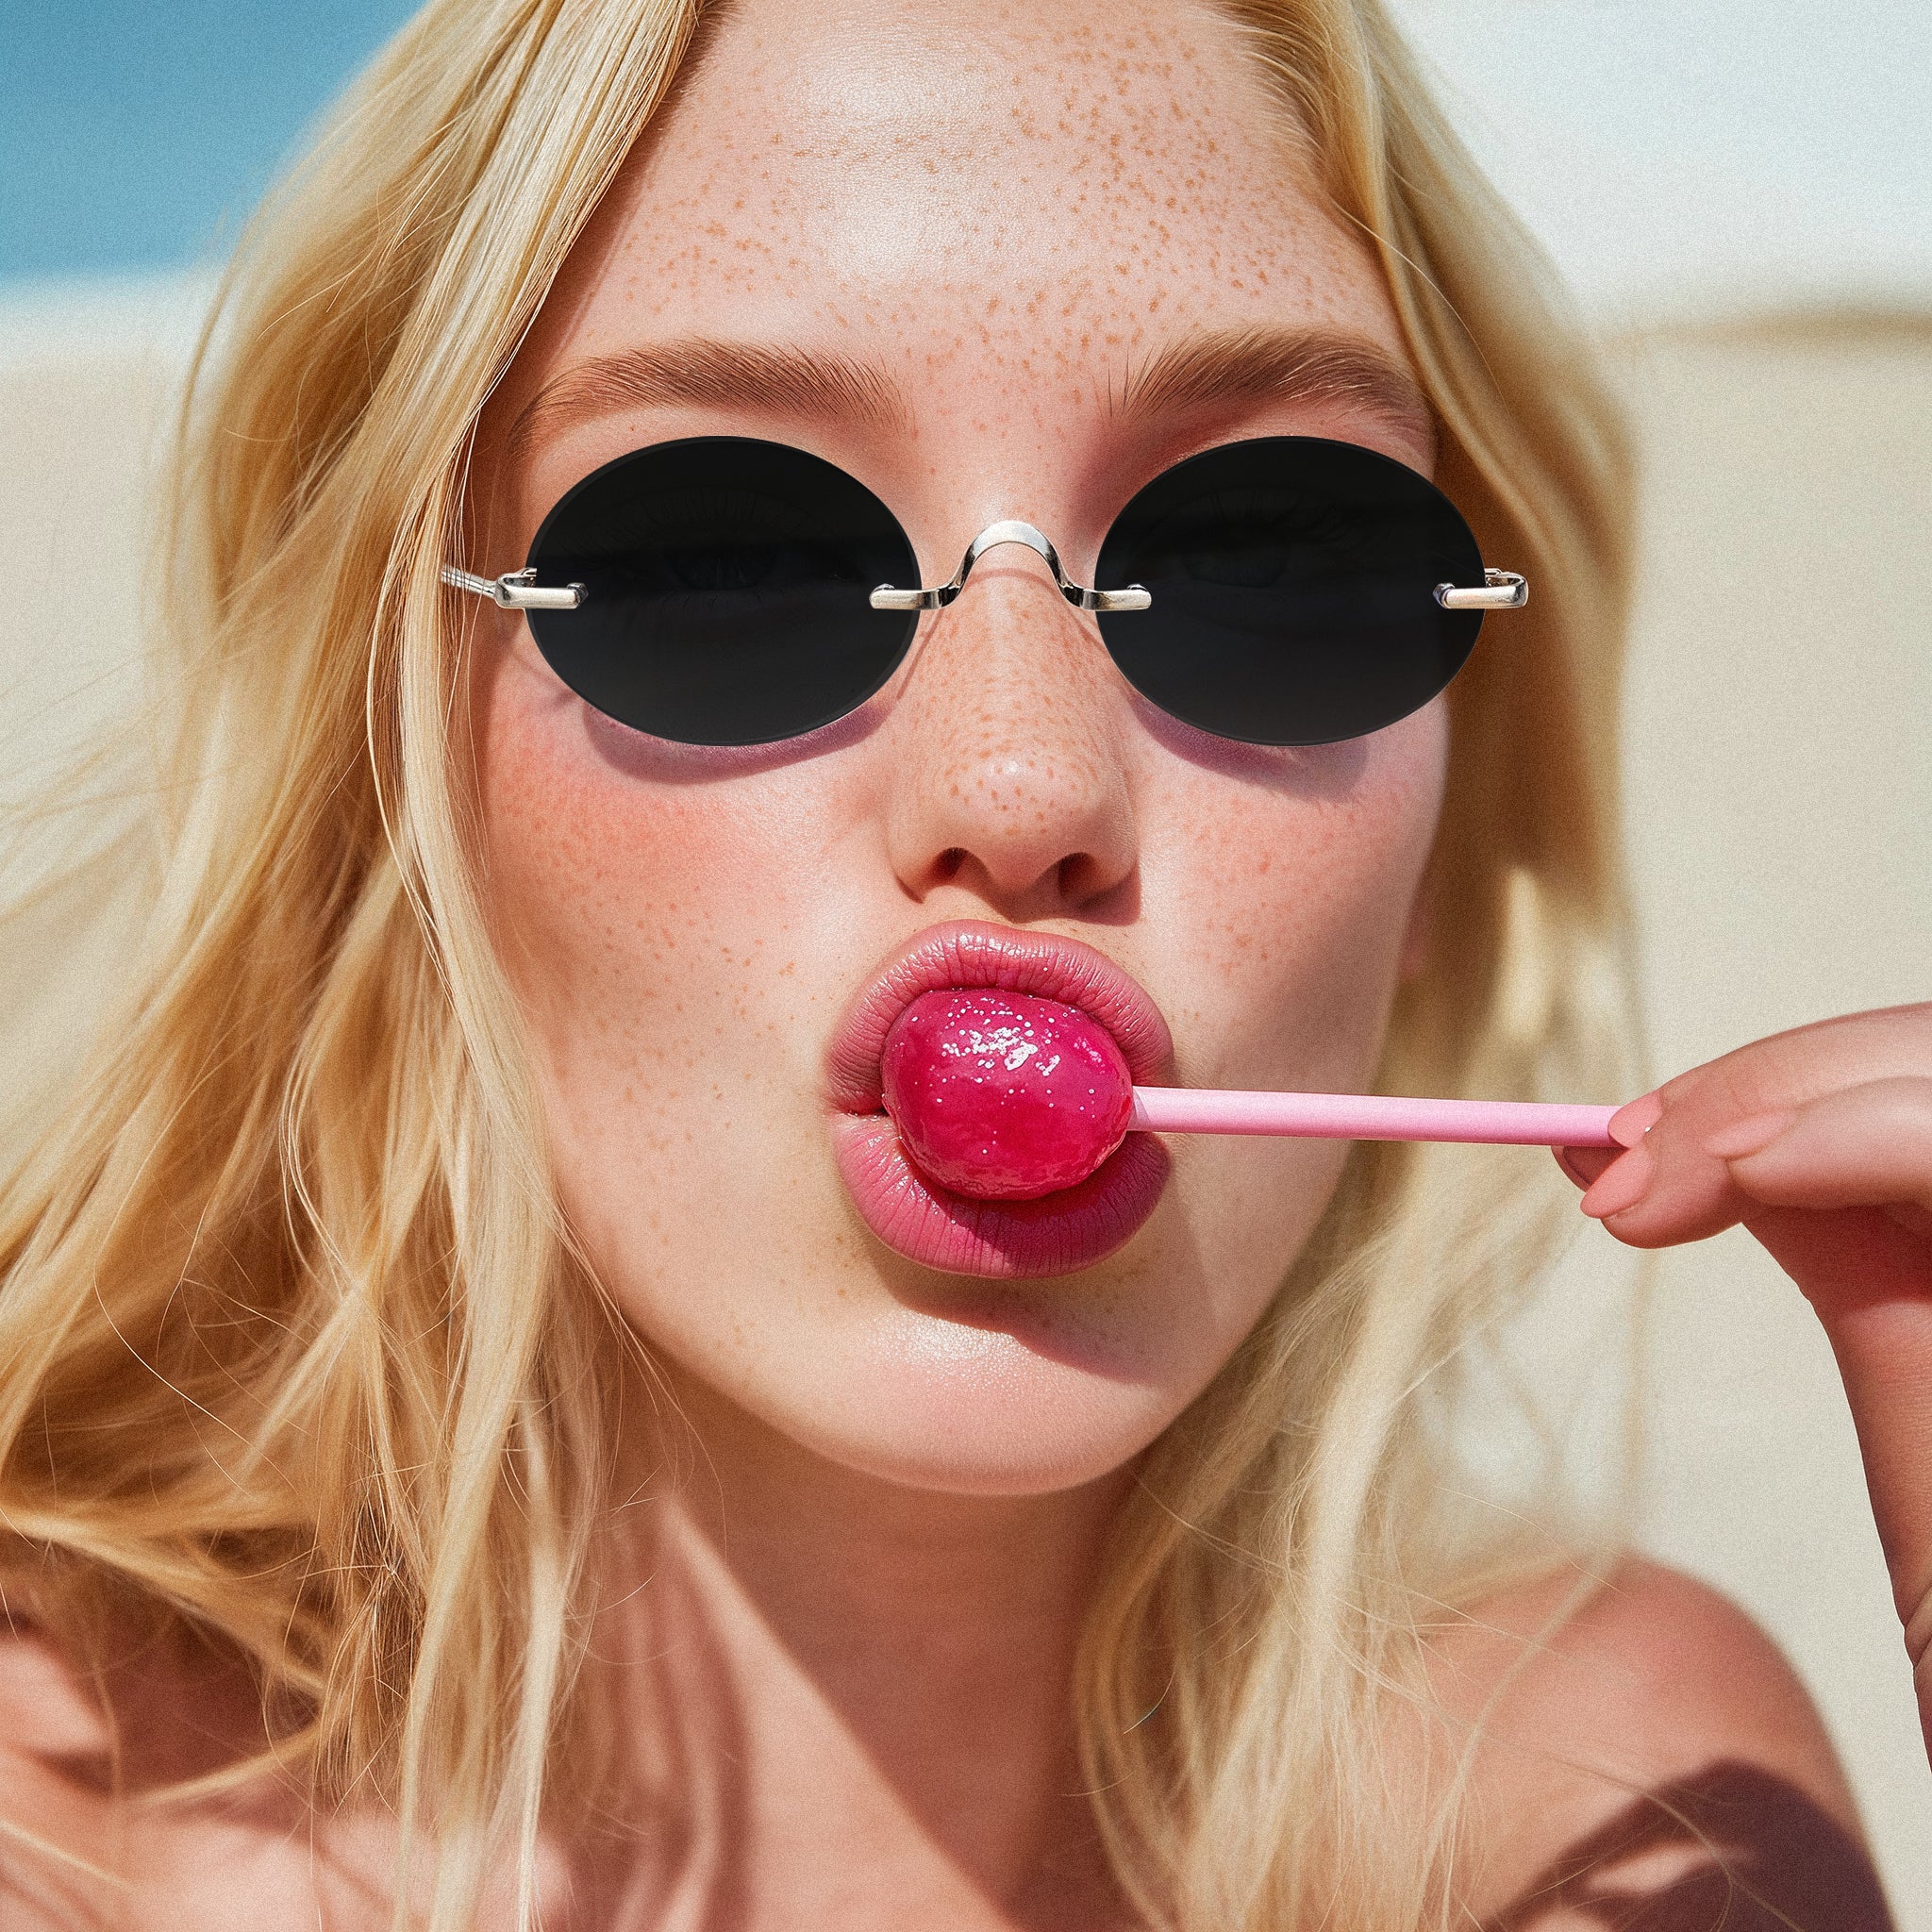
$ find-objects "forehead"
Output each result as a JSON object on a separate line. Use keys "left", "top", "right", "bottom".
{"left": 544, "top": 0, "right": 1406, "bottom": 399}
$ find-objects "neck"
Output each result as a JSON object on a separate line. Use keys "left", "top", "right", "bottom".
{"left": 579, "top": 1366, "right": 1135, "bottom": 1931}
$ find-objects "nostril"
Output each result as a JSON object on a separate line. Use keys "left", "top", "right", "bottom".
{"left": 936, "top": 847, "right": 966, "bottom": 882}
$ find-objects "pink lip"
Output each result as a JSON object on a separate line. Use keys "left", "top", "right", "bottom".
{"left": 827, "top": 921, "right": 1174, "bottom": 1279}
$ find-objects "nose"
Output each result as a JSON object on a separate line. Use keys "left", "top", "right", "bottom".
{"left": 881, "top": 543, "right": 1139, "bottom": 920}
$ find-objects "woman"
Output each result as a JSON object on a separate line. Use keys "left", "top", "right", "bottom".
{"left": 0, "top": 0, "right": 1923, "bottom": 1924}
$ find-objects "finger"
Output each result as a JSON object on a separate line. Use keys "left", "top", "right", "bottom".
{"left": 1557, "top": 1091, "right": 1657, "bottom": 1196}
{"left": 1743, "top": 1202, "right": 1930, "bottom": 1322}
{"left": 1583, "top": 1122, "right": 1738, "bottom": 1250}
{"left": 1584, "top": 1058, "right": 1932, "bottom": 1252}
{"left": 1553, "top": 1144, "right": 1617, "bottom": 1190}
{"left": 1745, "top": 1203, "right": 1932, "bottom": 1643}
{"left": 1587, "top": 1038, "right": 1932, "bottom": 1251}
{"left": 1721, "top": 1077, "right": 1932, "bottom": 1218}
{"left": 1674, "top": 1005, "right": 1932, "bottom": 1114}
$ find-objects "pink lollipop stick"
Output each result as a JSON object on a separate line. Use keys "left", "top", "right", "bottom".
{"left": 1129, "top": 1088, "right": 1624, "bottom": 1148}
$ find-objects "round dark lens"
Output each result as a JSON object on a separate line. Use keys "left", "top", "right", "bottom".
{"left": 525, "top": 438, "right": 919, "bottom": 746}
{"left": 1092, "top": 438, "right": 1485, "bottom": 746}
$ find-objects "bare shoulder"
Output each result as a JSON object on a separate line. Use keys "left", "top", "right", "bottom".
{"left": 1440, "top": 1557, "right": 1856, "bottom": 1802}
{"left": 0, "top": 1618, "right": 125, "bottom": 1929}
{"left": 0, "top": 1616, "right": 375, "bottom": 1931}
{"left": 1431, "top": 1557, "right": 1895, "bottom": 1929}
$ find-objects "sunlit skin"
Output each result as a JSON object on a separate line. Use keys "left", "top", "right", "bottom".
{"left": 1, "top": 0, "right": 1927, "bottom": 1926}
{"left": 469, "top": 2, "right": 1445, "bottom": 1512}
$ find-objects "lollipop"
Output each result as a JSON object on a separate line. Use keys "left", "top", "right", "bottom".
{"left": 879, "top": 988, "right": 1629, "bottom": 1205}
{"left": 880, "top": 990, "right": 1133, "bottom": 1200}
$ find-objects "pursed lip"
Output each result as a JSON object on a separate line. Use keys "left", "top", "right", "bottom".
{"left": 826, "top": 921, "right": 1175, "bottom": 1280}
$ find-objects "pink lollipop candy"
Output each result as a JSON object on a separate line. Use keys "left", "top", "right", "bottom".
{"left": 880, "top": 990, "right": 1134, "bottom": 1200}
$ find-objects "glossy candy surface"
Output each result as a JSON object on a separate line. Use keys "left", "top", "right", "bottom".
{"left": 880, "top": 991, "right": 1134, "bottom": 1200}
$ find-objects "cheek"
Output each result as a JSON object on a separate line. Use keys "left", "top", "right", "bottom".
{"left": 1130, "top": 707, "right": 1448, "bottom": 1306}
{"left": 481, "top": 706, "right": 714, "bottom": 1041}
{"left": 1148, "top": 705, "right": 1448, "bottom": 1085}
{"left": 471, "top": 645, "right": 825, "bottom": 1165}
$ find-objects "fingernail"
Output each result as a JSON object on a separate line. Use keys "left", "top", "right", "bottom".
{"left": 1554, "top": 1144, "right": 1607, "bottom": 1190}
{"left": 1580, "top": 1144, "right": 1654, "bottom": 1219}
{"left": 1704, "top": 1108, "right": 1798, "bottom": 1160}
{"left": 1608, "top": 1090, "right": 1664, "bottom": 1150}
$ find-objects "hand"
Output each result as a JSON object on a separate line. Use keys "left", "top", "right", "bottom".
{"left": 1557, "top": 1004, "right": 1932, "bottom": 1757}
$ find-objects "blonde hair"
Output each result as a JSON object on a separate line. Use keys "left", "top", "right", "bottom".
{"left": 0, "top": 1, "right": 1636, "bottom": 1926}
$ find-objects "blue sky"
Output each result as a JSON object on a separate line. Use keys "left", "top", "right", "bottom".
{"left": 0, "top": 0, "right": 417, "bottom": 283}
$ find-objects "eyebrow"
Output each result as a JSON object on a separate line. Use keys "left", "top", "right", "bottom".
{"left": 506, "top": 340, "right": 913, "bottom": 464}
{"left": 507, "top": 325, "right": 1434, "bottom": 465}
{"left": 1111, "top": 326, "right": 1435, "bottom": 452}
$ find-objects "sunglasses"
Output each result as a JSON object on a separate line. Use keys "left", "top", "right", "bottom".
{"left": 441, "top": 434, "right": 1525, "bottom": 749}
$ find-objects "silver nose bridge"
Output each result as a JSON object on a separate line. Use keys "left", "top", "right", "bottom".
{"left": 868, "top": 521, "right": 1152, "bottom": 615}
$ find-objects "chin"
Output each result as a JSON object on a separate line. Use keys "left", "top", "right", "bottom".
{"left": 710, "top": 1298, "right": 1197, "bottom": 1497}
{"left": 607, "top": 1146, "right": 1313, "bottom": 1500}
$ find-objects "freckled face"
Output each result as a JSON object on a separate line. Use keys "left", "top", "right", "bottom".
{"left": 467, "top": 0, "right": 1448, "bottom": 1492}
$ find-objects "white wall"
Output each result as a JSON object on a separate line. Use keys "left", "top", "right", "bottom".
{"left": 1620, "top": 318, "right": 1932, "bottom": 1921}
{"left": 1389, "top": 0, "right": 1932, "bottom": 325}
{"left": 1493, "top": 315, "right": 1932, "bottom": 1924}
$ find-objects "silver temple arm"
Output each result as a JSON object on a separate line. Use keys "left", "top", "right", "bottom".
{"left": 1434, "top": 568, "right": 1527, "bottom": 611}
{"left": 871, "top": 521, "right": 1151, "bottom": 615}
{"left": 441, "top": 546, "right": 1521, "bottom": 617}
{"left": 441, "top": 564, "right": 586, "bottom": 611}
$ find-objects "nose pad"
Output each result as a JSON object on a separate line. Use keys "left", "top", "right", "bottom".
{"left": 881, "top": 547, "right": 1139, "bottom": 917}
